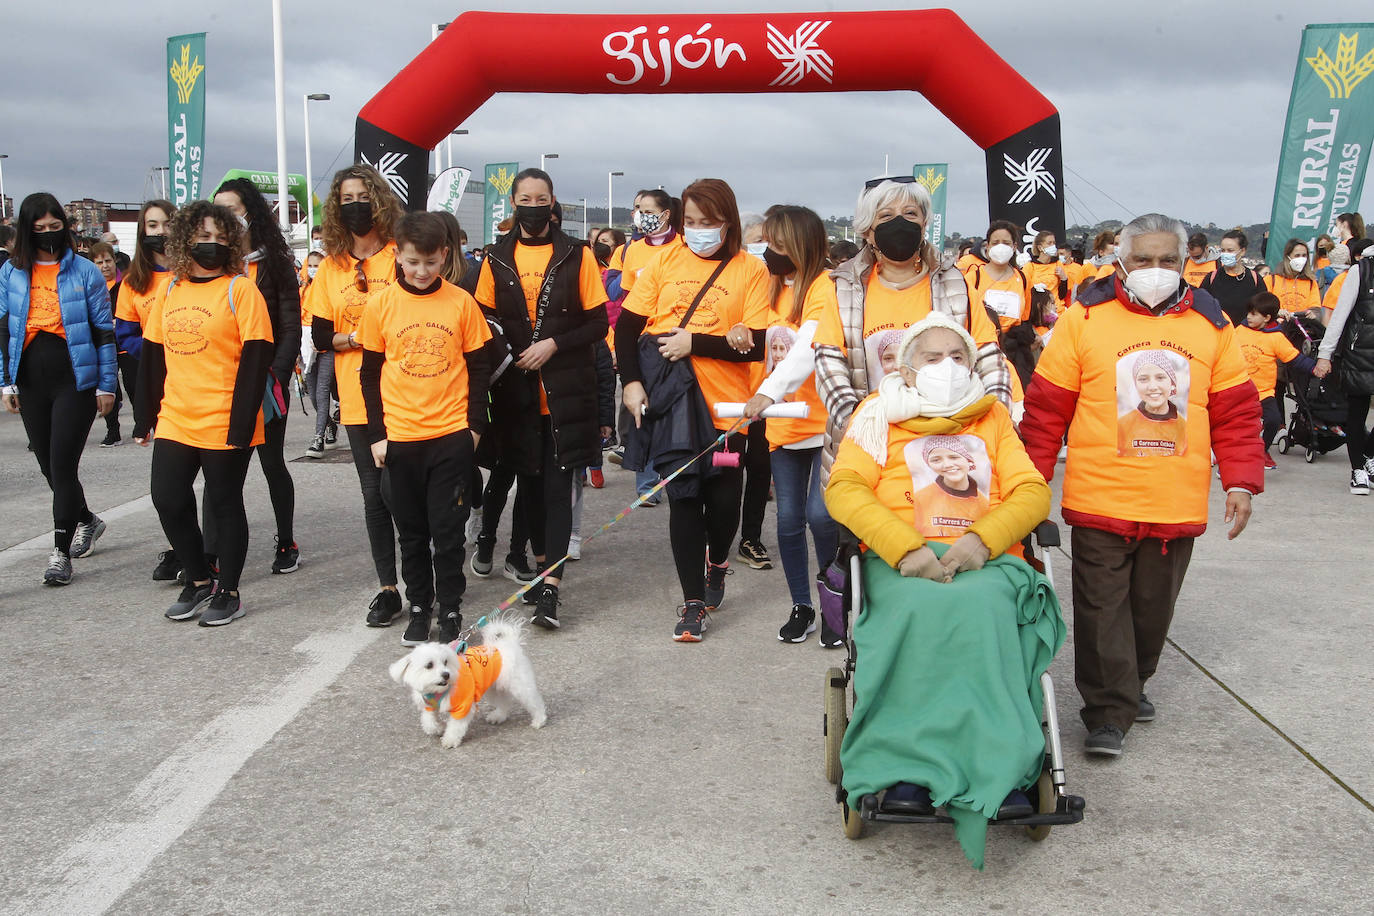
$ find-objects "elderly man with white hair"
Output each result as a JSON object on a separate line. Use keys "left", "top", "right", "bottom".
{"left": 1020, "top": 212, "right": 1264, "bottom": 758}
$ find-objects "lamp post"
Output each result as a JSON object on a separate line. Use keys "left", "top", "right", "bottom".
{"left": 155, "top": 166, "right": 169, "bottom": 200}
{"left": 447, "top": 129, "right": 468, "bottom": 172}
{"left": 608, "top": 171, "right": 624, "bottom": 231}
{"left": 271, "top": 0, "right": 290, "bottom": 232}
{"left": 580, "top": 197, "right": 588, "bottom": 239}
{"left": 303, "top": 93, "right": 330, "bottom": 249}
{"left": 541, "top": 153, "right": 559, "bottom": 171}
{"left": 0, "top": 155, "right": 8, "bottom": 221}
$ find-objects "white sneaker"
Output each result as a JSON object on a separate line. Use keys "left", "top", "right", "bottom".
{"left": 568, "top": 534, "right": 582, "bottom": 561}
{"left": 1363, "top": 457, "right": 1374, "bottom": 479}
{"left": 465, "top": 512, "right": 482, "bottom": 544}
{"left": 1351, "top": 469, "right": 1371, "bottom": 495}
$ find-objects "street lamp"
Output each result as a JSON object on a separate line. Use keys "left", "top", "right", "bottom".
{"left": 0, "top": 155, "right": 8, "bottom": 221}
{"left": 154, "top": 166, "right": 170, "bottom": 200}
{"left": 447, "top": 129, "right": 468, "bottom": 172}
{"left": 430, "top": 24, "right": 451, "bottom": 176}
{"left": 541, "top": 153, "right": 559, "bottom": 171}
{"left": 608, "top": 171, "right": 624, "bottom": 231}
{"left": 303, "top": 93, "right": 330, "bottom": 249}
{"left": 580, "top": 197, "right": 588, "bottom": 238}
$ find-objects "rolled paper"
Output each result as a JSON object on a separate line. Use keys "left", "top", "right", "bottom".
{"left": 714, "top": 402, "right": 810, "bottom": 419}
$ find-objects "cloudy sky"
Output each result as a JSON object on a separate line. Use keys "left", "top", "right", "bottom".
{"left": 3, "top": 0, "right": 1369, "bottom": 238}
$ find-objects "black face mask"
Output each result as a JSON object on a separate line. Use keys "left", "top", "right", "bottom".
{"left": 763, "top": 247, "right": 796, "bottom": 277}
{"left": 515, "top": 204, "right": 553, "bottom": 236}
{"left": 593, "top": 241, "right": 612, "bottom": 265}
{"left": 34, "top": 229, "right": 67, "bottom": 256}
{"left": 141, "top": 235, "right": 167, "bottom": 255}
{"left": 872, "top": 217, "right": 924, "bottom": 263}
{"left": 190, "top": 242, "right": 231, "bottom": 271}
{"left": 340, "top": 201, "right": 375, "bottom": 237}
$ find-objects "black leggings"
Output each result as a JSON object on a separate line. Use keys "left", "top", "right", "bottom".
{"left": 204, "top": 416, "right": 295, "bottom": 557}
{"left": 1261, "top": 397, "right": 1283, "bottom": 449}
{"left": 740, "top": 418, "right": 770, "bottom": 543}
{"left": 151, "top": 438, "right": 253, "bottom": 590}
{"left": 346, "top": 423, "right": 398, "bottom": 587}
{"left": 17, "top": 332, "right": 96, "bottom": 553}
{"left": 667, "top": 432, "right": 746, "bottom": 602}
{"left": 479, "top": 461, "right": 530, "bottom": 561}
{"left": 518, "top": 416, "right": 574, "bottom": 580}
{"left": 382, "top": 431, "right": 472, "bottom": 612}
{"left": 1344, "top": 394, "right": 1373, "bottom": 470}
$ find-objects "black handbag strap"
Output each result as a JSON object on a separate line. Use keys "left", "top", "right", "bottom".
{"left": 677, "top": 257, "right": 731, "bottom": 330}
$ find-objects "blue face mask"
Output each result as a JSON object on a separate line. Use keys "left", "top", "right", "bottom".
{"left": 684, "top": 226, "right": 723, "bottom": 257}
{"left": 1218, "top": 251, "right": 1239, "bottom": 268}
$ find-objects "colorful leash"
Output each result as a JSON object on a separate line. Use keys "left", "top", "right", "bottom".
{"left": 485, "top": 416, "right": 752, "bottom": 616}
{"left": 451, "top": 615, "right": 489, "bottom": 654}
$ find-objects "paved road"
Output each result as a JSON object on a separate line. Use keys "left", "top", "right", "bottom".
{"left": 0, "top": 410, "right": 1370, "bottom": 914}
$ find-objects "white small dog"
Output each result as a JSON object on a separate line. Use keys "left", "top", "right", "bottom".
{"left": 389, "top": 616, "right": 547, "bottom": 748}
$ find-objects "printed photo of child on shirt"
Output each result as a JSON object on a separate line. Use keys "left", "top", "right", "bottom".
{"left": 904, "top": 434, "right": 992, "bottom": 539}
{"left": 864, "top": 327, "right": 906, "bottom": 385}
{"left": 1116, "top": 349, "right": 1189, "bottom": 457}
{"left": 765, "top": 324, "right": 797, "bottom": 374}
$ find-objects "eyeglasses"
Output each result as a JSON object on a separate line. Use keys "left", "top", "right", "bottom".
{"left": 863, "top": 175, "right": 919, "bottom": 190}
{"left": 354, "top": 259, "right": 368, "bottom": 293}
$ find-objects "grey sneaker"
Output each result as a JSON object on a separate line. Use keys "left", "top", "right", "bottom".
{"left": 1085, "top": 724, "right": 1125, "bottom": 757}
{"left": 199, "top": 590, "right": 245, "bottom": 627}
{"left": 167, "top": 581, "right": 215, "bottom": 621}
{"left": 305, "top": 436, "right": 325, "bottom": 459}
{"left": 674, "top": 600, "right": 709, "bottom": 642}
{"left": 70, "top": 516, "right": 106, "bottom": 558}
{"left": 704, "top": 562, "right": 729, "bottom": 611}
{"left": 43, "top": 549, "right": 73, "bottom": 586}
{"left": 1137, "top": 693, "right": 1156, "bottom": 722}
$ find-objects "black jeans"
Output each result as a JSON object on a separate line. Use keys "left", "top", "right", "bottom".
{"left": 345, "top": 423, "right": 398, "bottom": 587}
{"left": 17, "top": 332, "right": 96, "bottom": 553}
{"left": 204, "top": 415, "right": 295, "bottom": 556}
{"left": 478, "top": 461, "right": 530, "bottom": 561}
{"left": 518, "top": 416, "right": 574, "bottom": 580}
{"left": 382, "top": 431, "right": 473, "bottom": 612}
{"left": 739, "top": 418, "right": 770, "bottom": 543}
{"left": 1343, "top": 394, "right": 1373, "bottom": 470}
{"left": 667, "top": 432, "right": 746, "bottom": 602}
{"left": 151, "top": 438, "right": 253, "bottom": 590}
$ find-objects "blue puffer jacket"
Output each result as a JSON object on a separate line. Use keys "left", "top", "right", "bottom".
{"left": 0, "top": 249, "right": 118, "bottom": 392}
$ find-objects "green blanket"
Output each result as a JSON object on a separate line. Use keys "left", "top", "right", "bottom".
{"left": 839, "top": 545, "right": 1066, "bottom": 869}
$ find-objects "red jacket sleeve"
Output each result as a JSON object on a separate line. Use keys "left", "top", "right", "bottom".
{"left": 1020, "top": 374, "right": 1078, "bottom": 482}
{"left": 1209, "top": 380, "right": 1265, "bottom": 495}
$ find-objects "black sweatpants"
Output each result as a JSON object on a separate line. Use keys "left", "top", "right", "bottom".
{"left": 151, "top": 438, "right": 253, "bottom": 590}
{"left": 518, "top": 416, "right": 574, "bottom": 580}
{"left": 1260, "top": 396, "right": 1283, "bottom": 449}
{"left": 204, "top": 415, "right": 296, "bottom": 556}
{"left": 739, "top": 418, "right": 770, "bottom": 543}
{"left": 478, "top": 461, "right": 530, "bottom": 561}
{"left": 1343, "top": 394, "right": 1373, "bottom": 470}
{"left": 382, "top": 430, "right": 473, "bottom": 612}
{"left": 345, "top": 423, "right": 398, "bottom": 588}
{"left": 16, "top": 332, "right": 97, "bottom": 553}
{"left": 667, "top": 432, "right": 746, "bottom": 602}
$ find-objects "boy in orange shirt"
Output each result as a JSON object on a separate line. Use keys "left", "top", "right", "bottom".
{"left": 359, "top": 213, "right": 493, "bottom": 646}
{"left": 1236, "top": 292, "right": 1315, "bottom": 469}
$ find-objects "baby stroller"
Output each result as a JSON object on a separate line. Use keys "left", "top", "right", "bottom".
{"left": 1277, "top": 317, "right": 1346, "bottom": 462}
{"left": 821, "top": 521, "right": 1085, "bottom": 841}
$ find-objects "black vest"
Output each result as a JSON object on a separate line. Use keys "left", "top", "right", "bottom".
{"left": 1337, "top": 259, "right": 1374, "bottom": 396}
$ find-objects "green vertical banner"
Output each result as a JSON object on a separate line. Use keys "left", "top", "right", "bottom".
{"left": 1266, "top": 23, "right": 1374, "bottom": 269}
{"left": 913, "top": 163, "right": 949, "bottom": 254}
{"left": 166, "top": 32, "right": 207, "bottom": 206}
{"left": 483, "top": 162, "right": 519, "bottom": 245}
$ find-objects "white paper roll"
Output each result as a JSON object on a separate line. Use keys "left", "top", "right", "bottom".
{"left": 714, "top": 402, "right": 810, "bottom": 419}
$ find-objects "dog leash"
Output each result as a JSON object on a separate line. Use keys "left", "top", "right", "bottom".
{"left": 450, "top": 615, "right": 488, "bottom": 654}
{"left": 484, "top": 416, "right": 752, "bottom": 616}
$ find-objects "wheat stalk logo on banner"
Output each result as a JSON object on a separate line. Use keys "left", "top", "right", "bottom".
{"left": 1306, "top": 32, "right": 1374, "bottom": 99}
{"left": 169, "top": 43, "right": 205, "bottom": 105}
{"left": 489, "top": 167, "right": 516, "bottom": 197}
{"left": 914, "top": 167, "right": 946, "bottom": 195}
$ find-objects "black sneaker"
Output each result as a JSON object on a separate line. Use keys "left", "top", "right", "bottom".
{"left": 401, "top": 605, "right": 432, "bottom": 646}
{"left": 521, "top": 581, "right": 545, "bottom": 606}
{"left": 532, "top": 585, "right": 560, "bottom": 630}
{"left": 70, "top": 515, "right": 106, "bottom": 558}
{"left": 167, "top": 581, "right": 215, "bottom": 620}
{"left": 438, "top": 608, "right": 463, "bottom": 643}
{"left": 503, "top": 555, "right": 537, "bottom": 584}
{"left": 471, "top": 538, "right": 495, "bottom": 577}
{"left": 1084, "top": 724, "right": 1125, "bottom": 757}
{"left": 199, "top": 589, "right": 245, "bottom": 627}
{"left": 43, "top": 549, "right": 73, "bottom": 586}
{"left": 737, "top": 539, "right": 772, "bottom": 570}
{"left": 1137, "top": 693, "right": 1156, "bottom": 722}
{"left": 365, "top": 588, "right": 403, "bottom": 627}
{"left": 819, "top": 617, "right": 845, "bottom": 649}
{"left": 704, "top": 562, "right": 729, "bottom": 611}
{"left": 325, "top": 418, "right": 338, "bottom": 445}
{"left": 674, "top": 600, "right": 709, "bottom": 642}
{"left": 152, "top": 549, "right": 182, "bottom": 582}
{"left": 305, "top": 436, "right": 325, "bottom": 459}
{"left": 100, "top": 429, "right": 121, "bottom": 448}
{"left": 272, "top": 537, "right": 300, "bottom": 574}
{"left": 778, "top": 604, "right": 816, "bottom": 643}
{"left": 607, "top": 449, "right": 625, "bottom": 466}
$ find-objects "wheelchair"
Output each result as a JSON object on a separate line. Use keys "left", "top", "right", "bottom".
{"left": 822, "top": 520, "right": 1086, "bottom": 840}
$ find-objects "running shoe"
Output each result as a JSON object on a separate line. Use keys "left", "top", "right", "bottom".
{"left": 588, "top": 468, "right": 605, "bottom": 489}
{"left": 674, "top": 600, "right": 709, "bottom": 642}
{"left": 1137, "top": 693, "right": 1156, "bottom": 722}
{"left": 704, "top": 562, "right": 730, "bottom": 611}
{"left": 69, "top": 515, "right": 106, "bottom": 559}
{"left": 471, "top": 539, "right": 495, "bottom": 577}
{"left": 819, "top": 617, "right": 845, "bottom": 649}
{"left": 1263, "top": 450, "right": 1278, "bottom": 471}
{"left": 199, "top": 589, "right": 245, "bottom": 627}
{"left": 151, "top": 549, "right": 182, "bottom": 582}
{"left": 324, "top": 420, "right": 338, "bottom": 446}
{"left": 100, "top": 429, "right": 121, "bottom": 448}
{"left": 43, "top": 549, "right": 72, "bottom": 586}
{"left": 1084, "top": 724, "right": 1125, "bottom": 757}
{"left": 778, "top": 604, "right": 816, "bottom": 643}
{"left": 271, "top": 538, "right": 300, "bottom": 574}
{"left": 521, "top": 581, "right": 545, "bottom": 606}
{"left": 305, "top": 436, "right": 325, "bottom": 459}
{"left": 401, "top": 605, "right": 432, "bottom": 646}
{"left": 503, "top": 555, "right": 537, "bottom": 584}
{"left": 737, "top": 539, "right": 772, "bottom": 570}
{"left": 568, "top": 535, "right": 582, "bottom": 561}
{"left": 531, "top": 585, "right": 560, "bottom": 630}
{"left": 607, "top": 449, "right": 625, "bottom": 466}
{"left": 1363, "top": 456, "right": 1374, "bottom": 479}
{"left": 365, "top": 588, "right": 403, "bottom": 627}
{"left": 1351, "top": 469, "right": 1371, "bottom": 495}
{"left": 438, "top": 609, "right": 463, "bottom": 644}
{"left": 166, "top": 581, "right": 215, "bottom": 621}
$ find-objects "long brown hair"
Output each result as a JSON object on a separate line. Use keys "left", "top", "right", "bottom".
{"left": 1278, "top": 237, "right": 1317, "bottom": 282}
{"left": 321, "top": 164, "right": 402, "bottom": 263}
{"left": 762, "top": 206, "right": 829, "bottom": 325}
{"left": 126, "top": 199, "right": 175, "bottom": 295}
{"left": 681, "top": 178, "right": 742, "bottom": 261}
{"left": 432, "top": 210, "right": 466, "bottom": 285}
{"left": 165, "top": 201, "right": 245, "bottom": 280}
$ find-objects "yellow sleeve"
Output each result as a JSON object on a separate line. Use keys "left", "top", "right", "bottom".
{"left": 608, "top": 241, "right": 627, "bottom": 272}
{"left": 1301, "top": 280, "right": 1320, "bottom": 311}
{"left": 474, "top": 258, "right": 496, "bottom": 309}
{"left": 966, "top": 406, "right": 1052, "bottom": 557}
{"left": 143, "top": 287, "right": 165, "bottom": 345}
{"left": 824, "top": 437, "right": 925, "bottom": 567}
{"left": 967, "top": 282, "right": 1000, "bottom": 346}
{"left": 578, "top": 247, "right": 609, "bottom": 310}
{"left": 1272, "top": 333, "right": 1300, "bottom": 364}
{"left": 356, "top": 290, "right": 383, "bottom": 352}
{"left": 459, "top": 290, "right": 492, "bottom": 351}
{"left": 1031, "top": 304, "right": 1083, "bottom": 392}
{"left": 621, "top": 251, "right": 660, "bottom": 318}
{"left": 234, "top": 277, "right": 274, "bottom": 344}
{"left": 1211, "top": 324, "right": 1253, "bottom": 391}
{"left": 303, "top": 265, "right": 332, "bottom": 321}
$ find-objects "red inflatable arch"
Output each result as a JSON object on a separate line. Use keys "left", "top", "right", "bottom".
{"left": 356, "top": 9, "right": 1064, "bottom": 242}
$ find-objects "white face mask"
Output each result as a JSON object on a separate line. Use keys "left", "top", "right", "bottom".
{"left": 987, "top": 243, "right": 1014, "bottom": 265}
{"left": 914, "top": 357, "right": 975, "bottom": 407}
{"left": 1218, "top": 251, "right": 1239, "bottom": 268}
{"left": 631, "top": 210, "right": 643, "bottom": 231}
{"left": 1042, "top": 245, "right": 1058, "bottom": 258}
{"left": 745, "top": 241, "right": 767, "bottom": 260}
{"left": 685, "top": 226, "right": 724, "bottom": 257}
{"left": 307, "top": 265, "right": 318, "bottom": 278}
{"left": 1289, "top": 256, "right": 1308, "bottom": 272}
{"left": 1123, "top": 267, "right": 1182, "bottom": 308}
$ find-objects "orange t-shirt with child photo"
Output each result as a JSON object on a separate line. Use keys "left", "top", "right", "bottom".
{"left": 761, "top": 275, "right": 833, "bottom": 449}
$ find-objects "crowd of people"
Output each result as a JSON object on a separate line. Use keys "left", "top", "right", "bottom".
{"left": 2, "top": 168, "right": 1370, "bottom": 862}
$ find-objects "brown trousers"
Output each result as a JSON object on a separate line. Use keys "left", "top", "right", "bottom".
{"left": 1070, "top": 526, "right": 1194, "bottom": 733}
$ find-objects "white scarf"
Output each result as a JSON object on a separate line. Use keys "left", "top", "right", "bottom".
{"left": 846, "top": 369, "right": 986, "bottom": 466}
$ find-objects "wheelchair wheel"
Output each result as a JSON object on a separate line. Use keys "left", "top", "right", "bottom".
{"left": 1025, "top": 769, "right": 1055, "bottom": 842}
{"left": 824, "top": 667, "right": 847, "bottom": 785}
{"left": 1275, "top": 433, "right": 1290, "bottom": 454}
{"left": 842, "top": 799, "right": 864, "bottom": 839}
{"left": 1305, "top": 447, "right": 1316, "bottom": 463}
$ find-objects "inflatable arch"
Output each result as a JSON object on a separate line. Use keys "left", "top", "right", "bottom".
{"left": 355, "top": 9, "right": 1065, "bottom": 246}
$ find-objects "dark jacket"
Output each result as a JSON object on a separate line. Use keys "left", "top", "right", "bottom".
{"left": 1335, "top": 258, "right": 1374, "bottom": 396}
{"left": 625, "top": 335, "right": 721, "bottom": 500}
{"left": 480, "top": 228, "right": 608, "bottom": 473}
{"left": 594, "top": 338, "right": 615, "bottom": 430}
{"left": 246, "top": 248, "right": 303, "bottom": 383}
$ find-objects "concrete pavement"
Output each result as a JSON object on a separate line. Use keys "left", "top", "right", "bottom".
{"left": 0, "top": 410, "right": 1371, "bottom": 914}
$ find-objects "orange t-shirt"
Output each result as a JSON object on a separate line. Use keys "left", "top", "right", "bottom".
{"left": 761, "top": 275, "right": 833, "bottom": 449}
{"left": 474, "top": 242, "right": 608, "bottom": 415}
{"left": 1265, "top": 274, "right": 1320, "bottom": 314}
{"left": 357, "top": 279, "right": 492, "bottom": 442}
{"left": 621, "top": 245, "right": 770, "bottom": 430}
{"left": 115, "top": 271, "right": 170, "bottom": 327}
{"left": 304, "top": 243, "right": 397, "bottom": 426}
{"left": 1235, "top": 323, "right": 1302, "bottom": 401}
{"left": 1023, "top": 260, "right": 1064, "bottom": 310}
{"left": 1182, "top": 258, "right": 1217, "bottom": 288}
{"left": 965, "top": 264, "right": 1030, "bottom": 330}
{"left": 1032, "top": 297, "right": 1252, "bottom": 526}
{"left": 428, "top": 646, "right": 503, "bottom": 720}
{"left": 616, "top": 235, "right": 683, "bottom": 293}
{"left": 25, "top": 263, "right": 65, "bottom": 346}
{"left": 955, "top": 253, "right": 985, "bottom": 274}
{"left": 143, "top": 275, "right": 274, "bottom": 449}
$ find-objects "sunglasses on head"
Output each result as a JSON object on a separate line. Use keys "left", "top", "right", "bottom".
{"left": 863, "top": 175, "right": 919, "bottom": 190}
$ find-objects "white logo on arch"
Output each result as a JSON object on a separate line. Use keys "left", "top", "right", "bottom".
{"left": 361, "top": 151, "right": 410, "bottom": 200}
{"left": 767, "top": 20, "right": 833, "bottom": 86}
{"left": 1003, "top": 148, "right": 1056, "bottom": 204}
